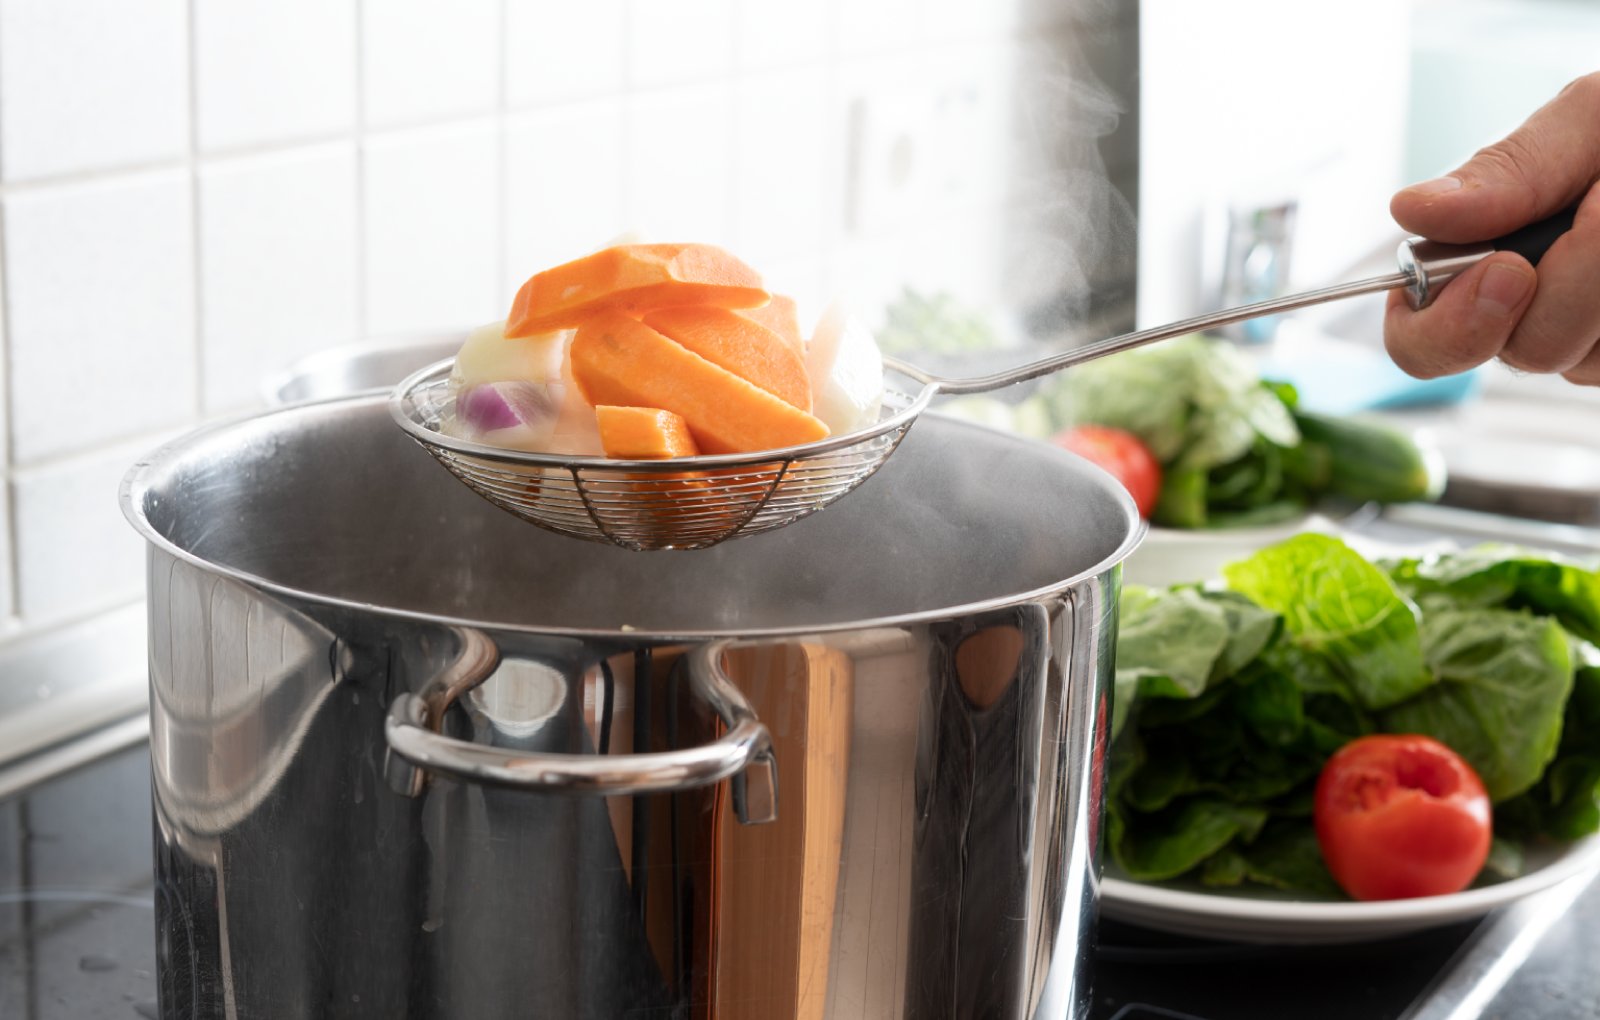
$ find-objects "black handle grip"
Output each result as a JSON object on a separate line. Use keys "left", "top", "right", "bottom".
{"left": 1492, "top": 206, "right": 1578, "bottom": 265}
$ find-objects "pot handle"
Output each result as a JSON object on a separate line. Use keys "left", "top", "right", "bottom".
{"left": 384, "top": 641, "right": 778, "bottom": 824}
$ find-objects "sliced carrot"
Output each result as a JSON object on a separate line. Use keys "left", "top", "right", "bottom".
{"left": 596, "top": 406, "right": 700, "bottom": 459}
{"left": 738, "top": 294, "right": 804, "bottom": 355}
{"left": 570, "top": 312, "right": 830, "bottom": 455}
{"left": 506, "top": 243, "right": 770, "bottom": 336}
{"left": 644, "top": 306, "right": 813, "bottom": 412}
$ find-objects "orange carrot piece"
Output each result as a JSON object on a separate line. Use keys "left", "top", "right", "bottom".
{"left": 644, "top": 306, "right": 813, "bottom": 412}
{"left": 506, "top": 243, "right": 769, "bottom": 336}
{"left": 596, "top": 406, "right": 700, "bottom": 459}
{"left": 570, "top": 313, "right": 830, "bottom": 455}
{"left": 738, "top": 294, "right": 804, "bottom": 355}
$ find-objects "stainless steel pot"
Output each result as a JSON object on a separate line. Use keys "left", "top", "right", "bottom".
{"left": 121, "top": 394, "right": 1141, "bottom": 1020}
{"left": 262, "top": 331, "right": 459, "bottom": 405}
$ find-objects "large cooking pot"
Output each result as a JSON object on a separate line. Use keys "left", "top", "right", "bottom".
{"left": 262, "top": 331, "right": 459, "bottom": 405}
{"left": 121, "top": 394, "right": 1141, "bottom": 1019}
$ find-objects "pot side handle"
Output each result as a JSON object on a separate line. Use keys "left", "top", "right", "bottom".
{"left": 384, "top": 642, "right": 778, "bottom": 825}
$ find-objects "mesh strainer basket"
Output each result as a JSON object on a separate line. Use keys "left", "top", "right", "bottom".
{"left": 390, "top": 360, "right": 930, "bottom": 550}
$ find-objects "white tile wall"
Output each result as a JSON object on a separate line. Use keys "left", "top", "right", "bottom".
{"left": 835, "top": 0, "right": 923, "bottom": 57}
{"left": 0, "top": 467, "right": 11, "bottom": 627}
{"left": 625, "top": 0, "right": 736, "bottom": 88}
{"left": 733, "top": 68, "right": 832, "bottom": 269}
{"left": 194, "top": 0, "right": 358, "bottom": 152}
{"left": 5, "top": 172, "right": 197, "bottom": 464}
{"left": 0, "top": 0, "right": 1076, "bottom": 649}
{"left": 363, "top": 122, "right": 501, "bottom": 333}
{"left": 504, "top": 100, "right": 627, "bottom": 295}
{"left": 505, "top": 0, "right": 627, "bottom": 106}
{"left": 363, "top": 0, "right": 501, "bottom": 128}
{"left": 0, "top": 0, "right": 188, "bottom": 181}
{"left": 199, "top": 145, "right": 360, "bottom": 412}
{"left": 733, "top": 0, "right": 831, "bottom": 70}
{"left": 623, "top": 82, "right": 737, "bottom": 246}
{"left": 0, "top": 248, "right": 7, "bottom": 627}
{"left": 11, "top": 437, "right": 154, "bottom": 624}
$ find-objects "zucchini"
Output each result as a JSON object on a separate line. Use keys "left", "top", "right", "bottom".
{"left": 1292, "top": 412, "right": 1440, "bottom": 504}
{"left": 1153, "top": 468, "right": 1208, "bottom": 528}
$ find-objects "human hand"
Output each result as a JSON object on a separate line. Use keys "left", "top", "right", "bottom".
{"left": 1385, "top": 73, "right": 1600, "bottom": 382}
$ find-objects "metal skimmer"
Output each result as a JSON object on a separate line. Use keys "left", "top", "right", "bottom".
{"left": 391, "top": 212, "right": 1575, "bottom": 550}
{"left": 393, "top": 362, "right": 924, "bottom": 550}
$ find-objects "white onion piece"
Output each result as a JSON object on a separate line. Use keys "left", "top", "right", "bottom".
{"left": 450, "top": 320, "right": 568, "bottom": 390}
{"left": 450, "top": 381, "right": 563, "bottom": 451}
{"left": 806, "top": 302, "right": 885, "bottom": 433}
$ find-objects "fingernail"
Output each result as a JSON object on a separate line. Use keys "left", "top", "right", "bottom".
{"left": 1406, "top": 175, "right": 1463, "bottom": 196}
{"left": 1476, "top": 263, "right": 1534, "bottom": 316}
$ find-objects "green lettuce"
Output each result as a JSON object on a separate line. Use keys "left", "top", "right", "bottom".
{"left": 1224, "top": 534, "right": 1432, "bottom": 710}
{"left": 1380, "top": 609, "right": 1572, "bottom": 802}
{"left": 1385, "top": 545, "right": 1600, "bottom": 644}
{"left": 1112, "top": 797, "right": 1269, "bottom": 882}
{"left": 1111, "top": 586, "right": 1231, "bottom": 739}
{"left": 1200, "top": 822, "right": 1341, "bottom": 896}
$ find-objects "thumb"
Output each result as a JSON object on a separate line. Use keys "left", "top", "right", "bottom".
{"left": 1392, "top": 73, "right": 1600, "bottom": 243}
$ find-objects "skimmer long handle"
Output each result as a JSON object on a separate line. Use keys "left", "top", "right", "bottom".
{"left": 893, "top": 207, "right": 1578, "bottom": 397}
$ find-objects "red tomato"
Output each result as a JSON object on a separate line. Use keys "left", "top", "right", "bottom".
{"left": 1052, "top": 426, "right": 1162, "bottom": 517}
{"left": 1313, "top": 734, "right": 1492, "bottom": 901}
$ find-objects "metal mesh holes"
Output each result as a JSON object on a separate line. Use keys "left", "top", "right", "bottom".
{"left": 390, "top": 362, "right": 917, "bottom": 550}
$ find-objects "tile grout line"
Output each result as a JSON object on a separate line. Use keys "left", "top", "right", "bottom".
{"left": 0, "top": 594, "right": 143, "bottom": 651}
{"left": 495, "top": 0, "right": 509, "bottom": 307}
{"left": 7, "top": 422, "right": 207, "bottom": 478}
{"left": 0, "top": 0, "right": 16, "bottom": 623}
{"left": 353, "top": 0, "right": 369, "bottom": 339}
{"left": 0, "top": 175, "right": 17, "bottom": 626}
{"left": 0, "top": 156, "right": 194, "bottom": 194}
{"left": 820, "top": 0, "right": 845, "bottom": 301}
{"left": 185, "top": 0, "right": 206, "bottom": 422}
{"left": 726, "top": 5, "right": 741, "bottom": 251}
{"left": 616, "top": 2, "right": 631, "bottom": 230}
{"left": 0, "top": 105, "right": 517, "bottom": 199}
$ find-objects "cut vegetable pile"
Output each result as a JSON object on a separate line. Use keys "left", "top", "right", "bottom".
{"left": 1111, "top": 534, "right": 1600, "bottom": 899}
{"left": 445, "top": 243, "right": 885, "bottom": 460}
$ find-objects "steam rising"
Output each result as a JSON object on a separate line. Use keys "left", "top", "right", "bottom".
{"left": 1004, "top": 3, "right": 1139, "bottom": 341}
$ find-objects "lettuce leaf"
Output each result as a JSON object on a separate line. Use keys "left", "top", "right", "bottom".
{"left": 1111, "top": 587, "right": 1232, "bottom": 739}
{"left": 1201, "top": 822, "right": 1340, "bottom": 896}
{"left": 1224, "top": 534, "right": 1432, "bottom": 710}
{"left": 1057, "top": 335, "right": 1299, "bottom": 470}
{"left": 1380, "top": 609, "right": 1572, "bottom": 802}
{"left": 1111, "top": 797, "right": 1269, "bottom": 882}
{"left": 1497, "top": 663, "right": 1600, "bottom": 838}
{"left": 1385, "top": 545, "right": 1600, "bottom": 644}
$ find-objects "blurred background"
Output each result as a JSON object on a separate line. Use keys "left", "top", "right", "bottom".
{"left": 0, "top": 0, "right": 1596, "bottom": 748}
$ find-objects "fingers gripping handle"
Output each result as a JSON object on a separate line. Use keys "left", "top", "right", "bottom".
{"left": 1494, "top": 206, "right": 1578, "bottom": 265}
{"left": 1399, "top": 206, "right": 1578, "bottom": 310}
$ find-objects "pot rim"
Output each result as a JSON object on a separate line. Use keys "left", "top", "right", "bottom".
{"left": 121, "top": 394, "right": 1147, "bottom": 640}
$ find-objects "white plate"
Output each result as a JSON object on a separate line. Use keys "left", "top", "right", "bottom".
{"left": 1121, "top": 514, "right": 1344, "bottom": 589}
{"left": 1101, "top": 834, "right": 1600, "bottom": 944}
{"left": 1121, "top": 510, "right": 1451, "bottom": 590}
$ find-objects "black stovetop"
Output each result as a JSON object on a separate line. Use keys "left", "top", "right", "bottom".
{"left": 3, "top": 735, "right": 1598, "bottom": 1019}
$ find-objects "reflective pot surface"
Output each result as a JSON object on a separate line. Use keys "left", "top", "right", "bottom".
{"left": 122, "top": 397, "right": 1140, "bottom": 1020}
{"left": 262, "top": 331, "right": 458, "bottom": 405}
